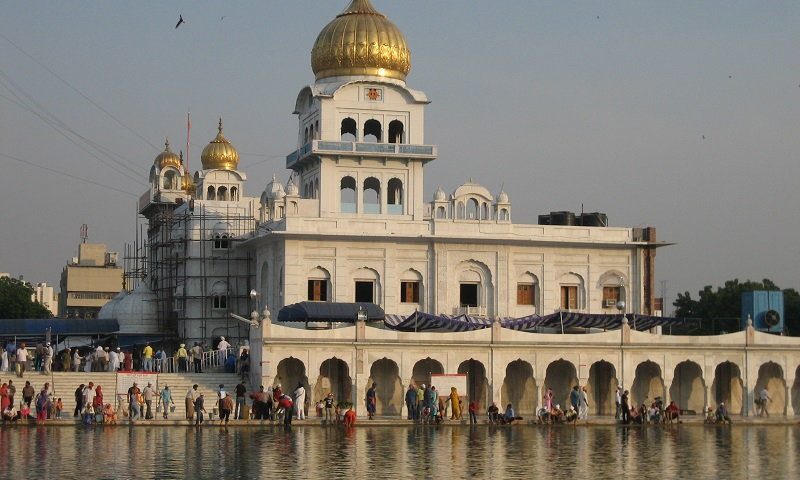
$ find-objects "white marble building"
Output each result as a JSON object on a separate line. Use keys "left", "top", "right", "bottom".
{"left": 105, "top": 0, "right": 800, "bottom": 417}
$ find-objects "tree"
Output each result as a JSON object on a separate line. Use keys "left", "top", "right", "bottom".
{"left": 0, "top": 276, "right": 51, "bottom": 319}
{"left": 674, "top": 278, "right": 799, "bottom": 336}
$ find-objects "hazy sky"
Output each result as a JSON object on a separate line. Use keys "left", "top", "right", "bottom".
{"left": 1, "top": 1, "right": 799, "bottom": 312}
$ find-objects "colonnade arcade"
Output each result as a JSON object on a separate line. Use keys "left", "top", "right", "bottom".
{"left": 262, "top": 348, "right": 800, "bottom": 418}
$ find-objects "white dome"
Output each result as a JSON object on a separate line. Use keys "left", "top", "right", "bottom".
{"left": 265, "top": 174, "right": 286, "bottom": 200}
{"left": 497, "top": 190, "right": 509, "bottom": 203}
{"left": 98, "top": 291, "right": 126, "bottom": 320}
{"left": 111, "top": 283, "right": 160, "bottom": 335}
{"left": 285, "top": 176, "right": 299, "bottom": 196}
{"left": 433, "top": 186, "right": 447, "bottom": 202}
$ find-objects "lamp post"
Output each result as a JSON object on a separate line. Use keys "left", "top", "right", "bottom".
{"left": 617, "top": 300, "right": 626, "bottom": 325}
{"left": 356, "top": 305, "right": 368, "bottom": 323}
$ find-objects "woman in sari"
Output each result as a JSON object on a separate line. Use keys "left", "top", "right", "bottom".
{"left": 449, "top": 387, "right": 462, "bottom": 420}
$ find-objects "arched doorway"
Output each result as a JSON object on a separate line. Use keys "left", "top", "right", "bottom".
{"left": 274, "top": 357, "right": 310, "bottom": 413}
{"left": 458, "top": 359, "right": 489, "bottom": 409}
{"left": 631, "top": 361, "right": 664, "bottom": 407}
{"left": 412, "top": 358, "right": 443, "bottom": 388}
{"left": 588, "top": 361, "right": 617, "bottom": 415}
{"left": 501, "top": 360, "right": 536, "bottom": 415}
{"left": 314, "top": 358, "right": 352, "bottom": 407}
{"left": 711, "top": 361, "right": 744, "bottom": 414}
{"left": 544, "top": 359, "right": 578, "bottom": 408}
{"left": 368, "top": 358, "right": 403, "bottom": 416}
{"left": 670, "top": 361, "right": 705, "bottom": 413}
{"left": 755, "top": 362, "right": 786, "bottom": 415}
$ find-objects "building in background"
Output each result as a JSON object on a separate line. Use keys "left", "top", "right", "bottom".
{"left": 59, "top": 241, "right": 123, "bottom": 318}
{"left": 31, "top": 282, "right": 57, "bottom": 316}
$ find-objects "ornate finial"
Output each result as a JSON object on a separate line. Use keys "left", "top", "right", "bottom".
{"left": 179, "top": 150, "right": 184, "bottom": 165}
{"left": 164, "top": 138, "right": 170, "bottom": 150}
{"left": 621, "top": 316, "right": 629, "bottom": 325}
{"left": 746, "top": 314, "right": 753, "bottom": 327}
{"left": 218, "top": 117, "right": 223, "bottom": 134}
{"left": 272, "top": 173, "right": 277, "bottom": 181}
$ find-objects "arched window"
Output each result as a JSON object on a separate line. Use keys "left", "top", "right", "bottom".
{"left": 467, "top": 198, "right": 479, "bottom": 220}
{"left": 457, "top": 201, "right": 466, "bottom": 220}
{"left": 400, "top": 269, "right": 423, "bottom": 304}
{"left": 278, "top": 205, "right": 284, "bottom": 218}
{"left": 340, "top": 176, "right": 356, "bottom": 213}
{"left": 436, "top": 206, "right": 447, "bottom": 219}
{"left": 211, "top": 281, "right": 228, "bottom": 309}
{"left": 217, "top": 186, "right": 228, "bottom": 201}
{"left": 207, "top": 186, "right": 216, "bottom": 200}
{"left": 230, "top": 186, "right": 238, "bottom": 201}
{"left": 304, "top": 127, "right": 309, "bottom": 144}
{"left": 304, "top": 183, "right": 310, "bottom": 198}
{"left": 482, "top": 203, "right": 489, "bottom": 220}
{"left": 499, "top": 208, "right": 509, "bottom": 221}
{"left": 213, "top": 234, "right": 230, "bottom": 249}
{"left": 163, "top": 171, "right": 178, "bottom": 190}
{"left": 314, "top": 179, "right": 319, "bottom": 199}
{"left": 388, "top": 120, "right": 404, "bottom": 144}
{"left": 387, "top": 178, "right": 403, "bottom": 215}
{"left": 315, "top": 120, "right": 319, "bottom": 138}
{"left": 559, "top": 273, "right": 585, "bottom": 310}
{"left": 364, "top": 119, "right": 382, "bottom": 143}
{"left": 309, "top": 123, "right": 315, "bottom": 141}
{"left": 363, "top": 177, "right": 381, "bottom": 214}
{"left": 516, "top": 273, "right": 538, "bottom": 308}
{"left": 307, "top": 267, "right": 331, "bottom": 302}
{"left": 341, "top": 118, "right": 357, "bottom": 142}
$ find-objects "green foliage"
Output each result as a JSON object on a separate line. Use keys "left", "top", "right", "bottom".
{"left": 0, "top": 277, "right": 52, "bottom": 319}
{"left": 673, "top": 278, "right": 799, "bottom": 336}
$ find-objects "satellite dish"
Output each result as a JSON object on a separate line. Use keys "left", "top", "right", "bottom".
{"left": 764, "top": 310, "right": 780, "bottom": 327}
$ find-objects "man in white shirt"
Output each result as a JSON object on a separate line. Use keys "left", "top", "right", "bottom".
{"left": 615, "top": 386, "right": 622, "bottom": 419}
{"left": 217, "top": 337, "right": 231, "bottom": 364}
{"left": 108, "top": 348, "right": 119, "bottom": 372}
{"left": 43, "top": 343, "right": 54, "bottom": 374}
{"left": 15, "top": 344, "right": 28, "bottom": 377}
{"left": 82, "top": 383, "right": 96, "bottom": 413}
{"left": 759, "top": 386, "right": 772, "bottom": 417}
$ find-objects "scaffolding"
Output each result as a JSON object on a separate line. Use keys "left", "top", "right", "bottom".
{"left": 124, "top": 199, "right": 257, "bottom": 345}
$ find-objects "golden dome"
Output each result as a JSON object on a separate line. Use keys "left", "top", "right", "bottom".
{"left": 201, "top": 118, "right": 239, "bottom": 170}
{"left": 311, "top": 0, "right": 411, "bottom": 82}
{"left": 181, "top": 167, "right": 195, "bottom": 196}
{"left": 154, "top": 139, "right": 182, "bottom": 170}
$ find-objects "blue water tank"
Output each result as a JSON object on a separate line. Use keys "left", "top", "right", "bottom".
{"left": 741, "top": 291, "right": 784, "bottom": 333}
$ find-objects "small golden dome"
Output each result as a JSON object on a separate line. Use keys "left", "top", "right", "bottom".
{"left": 181, "top": 169, "right": 195, "bottom": 196}
{"left": 201, "top": 118, "right": 239, "bottom": 170}
{"left": 154, "top": 139, "right": 182, "bottom": 170}
{"left": 311, "top": 0, "right": 411, "bottom": 82}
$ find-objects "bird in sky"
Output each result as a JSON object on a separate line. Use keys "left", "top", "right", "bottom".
{"left": 175, "top": 14, "right": 185, "bottom": 29}
{"left": 702, "top": 135, "right": 706, "bottom": 140}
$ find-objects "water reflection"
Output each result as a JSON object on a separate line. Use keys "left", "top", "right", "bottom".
{"left": 0, "top": 425, "right": 796, "bottom": 478}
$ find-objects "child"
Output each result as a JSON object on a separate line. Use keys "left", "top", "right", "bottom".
{"left": 83, "top": 405, "right": 94, "bottom": 425}
{"left": 19, "top": 402, "right": 31, "bottom": 421}
{"left": 55, "top": 398, "right": 63, "bottom": 419}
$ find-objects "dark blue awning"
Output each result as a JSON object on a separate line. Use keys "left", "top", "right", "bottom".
{"left": 277, "top": 302, "right": 384, "bottom": 322}
{"left": 384, "top": 312, "right": 492, "bottom": 332}
{"left": 501, "top": 312, "right": 682, "bottom": 332}
{"left": 0, "top": 318, "right": 120, "bottom": 336}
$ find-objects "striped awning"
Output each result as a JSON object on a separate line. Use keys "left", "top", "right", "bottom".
{"left": 501, "top": 312, "right": 681, "bottom": 332}
{"left": 384, "top": 311, "right": 492, "bottom": 332}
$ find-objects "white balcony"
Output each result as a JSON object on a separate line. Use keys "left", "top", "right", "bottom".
{"left": 286, "top": 140, "right": 437, "bottom": 168}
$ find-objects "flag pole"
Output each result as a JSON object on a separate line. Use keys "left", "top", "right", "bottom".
{"left": 186, "top": 109, "right": 191, "bottom": 174}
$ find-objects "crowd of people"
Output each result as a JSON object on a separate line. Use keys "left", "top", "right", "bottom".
{"left": 1, "top": 339, "right": 250, "bottom": 379}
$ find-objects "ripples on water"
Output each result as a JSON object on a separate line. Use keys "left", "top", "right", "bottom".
{"left": 0, "top": 425, "right": 797, "bottom": 479}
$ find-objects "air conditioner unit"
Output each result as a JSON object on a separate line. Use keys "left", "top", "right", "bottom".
{"left": 604, "top": 299, "right": 618, "bottom": 308}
